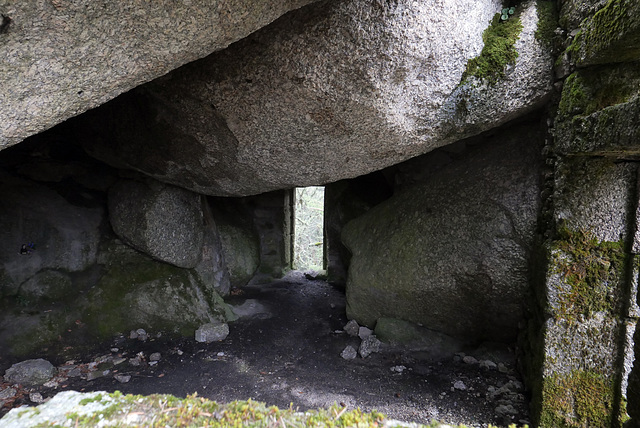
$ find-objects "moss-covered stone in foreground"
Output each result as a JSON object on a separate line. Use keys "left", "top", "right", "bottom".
{"left": 3, "top": 390, "right": 529, "bottom": 428}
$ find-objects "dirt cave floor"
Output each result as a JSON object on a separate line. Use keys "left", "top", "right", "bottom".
{"left": 0, "top": 273, "right": 531, "bottom": 427}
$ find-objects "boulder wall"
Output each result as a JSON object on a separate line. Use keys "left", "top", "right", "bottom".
{"left": 342, "top": 120, "right": 542, "bottom": 344}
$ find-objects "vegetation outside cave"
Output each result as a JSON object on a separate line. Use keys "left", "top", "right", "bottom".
{"left": 293, "top": 186, "right": 325, "bottom": 271}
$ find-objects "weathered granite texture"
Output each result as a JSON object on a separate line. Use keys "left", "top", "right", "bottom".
{"left": 342, "top": 121, "right": 542, "bottom": 344}
{"left": 109, "top": 179, "right": 204, "bottom": 269}
{"left": 74, "top": 0, "right": 553, "bottom": 196}
{"left": 0, "top": 0, "right": 318, "bottom": 149}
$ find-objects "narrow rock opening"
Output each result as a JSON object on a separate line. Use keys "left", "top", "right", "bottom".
{"left": 292, "top": 186, "right": 325, "bottom": 272}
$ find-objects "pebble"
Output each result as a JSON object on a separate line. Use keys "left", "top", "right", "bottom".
{"left": 390, "top": 365, "right": 406, "bottom": 373}
{"left": 358, "top": 326, "right": 373, "bottom": 339}
{"left": 495, "top": 404, "right": 518, "bottom": 416}
{"left": 0, "top": 387, "right": 17, "bottom": 401}
{"left": 343, "top": 320, "right": 359, "bottom": 337}
{"left": 115, "top": 374, "right": 131, "bottom": 383}
{"left": 358, "top": 335, "right": 381, "bottom": 358}
{"left": 130, "top": 329, "right": 149, "bottom": 341}
{"left": 129, "top": 356, "right": 143, "bottom": 367}
{"left": 498, "top": 363, "right": 509, "bottom": 373}
{"left": 29, "top": 392, "right": 45, "bottom": 403}
{"left": 149, "top": 353, "right": 161, "bottom": 362}
{"left": 479, "top": 360, "right": 497, "bottom": 370}
{"left": 340, "top": 345, "right": 357, "bottom": 360}
{"left": 43, "top": 380, "right": 59, "bottom": 388}
{"left": 87, "top": 370, "right": 109, "bottom": 381}
{"left": 67, "top": 367, "right": 83, "bottom": 378}
{"left": 453, "top": 380, "right": 467, "bottom": 391}
{"left": 462, "top": 356, "right": 477, "bottom": 365}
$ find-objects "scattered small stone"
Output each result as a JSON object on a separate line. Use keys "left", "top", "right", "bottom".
{"left": 498, "top": 363, "right": 509, "bottom": 373}
{"left": 479, "top": 360, "right": 497, "bottom": 370}
{"left": 43, "top": 380, "right": 60, "bottom": 388}
{"left": 176, "top": 349, "right": 184, "bottom": 356}
{"left": 111, "top": 348, "right": 119, "bottom": 353}
{"left": 195, "top": 322, "right": 229, "bottom": 343}
{"left": 358, "top": 326, "right": 373, "bottom": 339}
{"left": 390, "top": 365, "right": 406, "bottom": 373}
{"left": 149, "top": 353, "right": 161, "bottom": 362}
{"left": 129, "top": 328, "right": 149, "bottom": 341}
{"left": 29, "top": 392, "right": 45, "bottom": 403}
{"left": 495, "top": 404, "right": 518, "bottom": 417}
{"left": 4, "top": 359, "right": 57, "bottom": 387}
{"left": 358, "top": 335, "right": 381, "bottom": 358}
{"left": 453, "top": 380, "right": 467, "bottom": 391}
{"left": 0, "top": 387, "right": 17, "bottom": 401}
{"left": 217, "top": 352, "right": 225, "bottom": 357}
{"left": 340, "top": 345, "right": 357, "bottom": 360}
{"left": 113, "top": 357, "right": 127, "bottom": 365}
{"left": 67, "top": 367, "right": 83, "bottom": 378}
{"left": 129, "top": 356, "right": 142, "bottom": 367}
{"left": 344, "top": 320, "right": 359, "bottom": 336}
{"left": 149, "top": 361, "right": 158, "bottom": 366}
{"left": 114, "top": 374, "right": 131, "bottom": 383}
{"left": 462, "top": 356, "right": 478, "bottom": 365}
{"left": 87, "top": 370, "right": 109, "bottom": 381}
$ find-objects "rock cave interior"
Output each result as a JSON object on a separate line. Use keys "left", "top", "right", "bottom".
{"left": 1, "top": 0, "right": 639, "bottom": 426}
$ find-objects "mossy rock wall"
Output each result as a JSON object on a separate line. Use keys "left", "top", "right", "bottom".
{"left": 83, "top": 240, "right": 233, "bottom": 339}
{"left": 555, "top": 62, "right": 640, "bottom": 156}
{"left": 532, "top": 157, "right": 638, "bottom": 427}
{"left": 568, "top": 0, "right": 640, "bottom": 66}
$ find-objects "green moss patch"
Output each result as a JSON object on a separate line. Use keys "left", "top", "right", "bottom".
{"left": 461, "top": 8, "right": 524, "bottom": 84}
{"left": 557, "top": 67, "right": 638, "bottom": 120}
{"left": 572, "top": 0, "right": 640, "bottom": 64}
{"left": 535, "top": 0, "right": 558, "bottom": 48}
{"left": 19, "top": 391, "right": 530, "bottom": 427}
{"left": 551, "top": 228, "right": 625, "bottom": 321}
{"left": 540, "top": 370, "right": 614, "bottom": 427}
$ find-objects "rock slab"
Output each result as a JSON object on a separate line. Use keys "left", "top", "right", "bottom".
{"left": 4, "top": 359, "right": 56, "bottom": 387}
{"left": 0, "top": 0, "right": 318, "bottom": 149}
